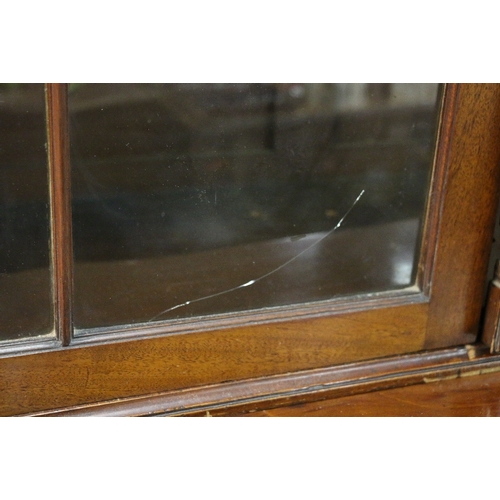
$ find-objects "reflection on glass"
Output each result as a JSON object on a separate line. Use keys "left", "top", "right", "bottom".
{"left": 69, "top": 83, "right": 441, "bottom": 330}
{"left": 0, "top": 84, "right": 53, "bottom": 341}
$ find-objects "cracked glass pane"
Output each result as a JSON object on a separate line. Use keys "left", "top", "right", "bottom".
{"left": 0, "top": 83, "right": 53, "bottom": 342}
{"left": 69, "top": 83, "right": 441, "bottom": 330}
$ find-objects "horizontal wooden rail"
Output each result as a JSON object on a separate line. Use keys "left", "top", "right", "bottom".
{"left": 25, "top": 343, "right": 498, "bottom": 417}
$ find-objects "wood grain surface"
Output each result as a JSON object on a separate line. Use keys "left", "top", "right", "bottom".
{"left": 0, "top": 301, "right": 427, "bottom": 416}
{"left": 425, "top": 84, "right": 500, "bottom": 348}
{"left": 233, "top": 370, "right": 500, "bottom": 417}
{"left": 25, "top": 345, "right": 478, "bottom": 416}
{"left": 2, "top": 84, "right": 500, "bottom": 417}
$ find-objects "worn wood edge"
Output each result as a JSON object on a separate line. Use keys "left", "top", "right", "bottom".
{"left": 24, "top": 343, "right": 493, "bottom": 417}
{"left": 45, "top": 84, "right": 74, "bottom": 347}
{"left": 482, "top": 261, "right": 500, "bottom": 352}
{"left": 482, "top": 279, "right": 500, "bottom": 353}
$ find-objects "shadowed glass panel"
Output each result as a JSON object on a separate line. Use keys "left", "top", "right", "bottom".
{"left": 0, "top": 84, "right": 53, "bottom": 342}
{"left": 69, "top": 83, "right": 441, "bottom": 330}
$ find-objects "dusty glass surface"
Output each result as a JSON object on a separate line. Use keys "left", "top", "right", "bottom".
{"left": 0, "top": 84, "right": 54, "bottom": 342}
{"left": 69, "top": 83, "right": 441, "bottom": 330}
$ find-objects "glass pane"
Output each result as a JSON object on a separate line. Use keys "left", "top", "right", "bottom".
{"left": 69, "top": 83, "right": 441, "bottom": 330}
{"left": 0, "top": 84, "right": 53, "bottom": 342}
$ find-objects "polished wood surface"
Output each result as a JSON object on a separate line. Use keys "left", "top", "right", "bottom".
{"left": 0, "top": 301, "right": 427, "bottom": 416}
{"left": 26, "top": 345, "right": 479, "bottom": 416}
{"left": 425, "top": 84, "right": 500, "bottom": 348}
{"left": 2, "top": 84, "right": 500, "bottom": 417}
{"left": 233, "top": 370, "right": 500, "bottom": 417}
{"left": 46, "top": 83, "right": 73, "bottom": 346}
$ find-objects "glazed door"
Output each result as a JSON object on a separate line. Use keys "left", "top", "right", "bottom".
{"left": 0, "top": 84, "right": 499, "bottom": 416}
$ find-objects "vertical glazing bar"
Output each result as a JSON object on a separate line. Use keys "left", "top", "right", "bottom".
{"left": 45, "top": 84, "right": 73, "bottom": 346}
{"left": 417, "top": 83, "right": 459, "bottom": 295}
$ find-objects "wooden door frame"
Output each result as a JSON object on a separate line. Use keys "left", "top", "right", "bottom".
{"left": 1, "top": 83, "right": 500, "bottom": 416}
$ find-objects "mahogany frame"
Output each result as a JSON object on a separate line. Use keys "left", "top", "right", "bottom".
{"left": 1, "top": 83, "right": 499, "bottom": 416}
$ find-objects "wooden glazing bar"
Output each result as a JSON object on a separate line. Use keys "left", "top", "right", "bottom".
{"left": 417, "top": 83, "right": 459, "bottom": 294}
{"left": 45, "top": 84, "right": 73, "bottom": 346}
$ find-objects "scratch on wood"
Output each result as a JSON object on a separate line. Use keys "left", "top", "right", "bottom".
{"left": 423, "top": 373, "right": 459, "bottom": 383}
{"left": 461, "top": 366, "right": 500, "bottom": 377}
{"left": 423, "top": 365, "right": 500, "bottom": 384}
{"left": 83, "top": 367, "right": 90, "bottom": 389}
{"left": 465, "top": 344, "right": 479, "bottom": 360}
